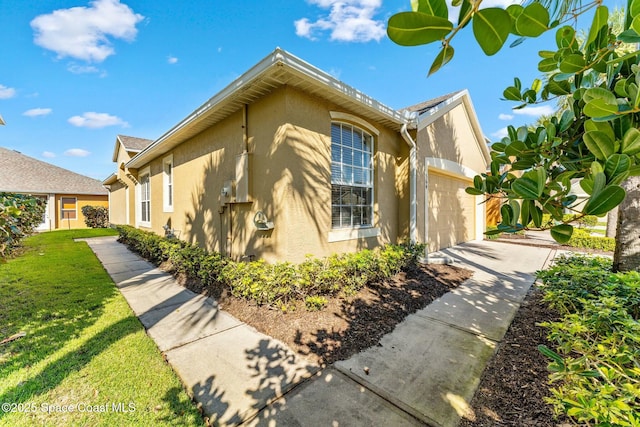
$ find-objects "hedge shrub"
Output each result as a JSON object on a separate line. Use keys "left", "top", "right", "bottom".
{"left": 115, "top": 225, "right": 424, "bottom": 310}
{"left": 81, "top": 205, "right": 109, "bottom": 228}
{"left": 566, "top": 229, "right": 615, "bottom": 252}
{"left": 0, "top": 193, "right": 46, "bottom": 259}
{"left": 537, "top": 255, "right": 640, "bottom": 426}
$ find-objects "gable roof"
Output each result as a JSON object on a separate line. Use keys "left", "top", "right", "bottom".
{"left": 127, "top": 48, "right": 410, "bottom": 169}
{"left": 0, "top": 147, "right": 107, "bottom": 195}
{"left": 408, "top": 90, "right": 491, "bottom": 164}
{"left": 112, "top": 134, "right": 153, "bottom": 162}
{"left": 403, "top": 90, "right": 465, "bottom": 115}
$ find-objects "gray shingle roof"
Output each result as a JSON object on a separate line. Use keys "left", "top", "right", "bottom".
{"left": 117, "top": 135, "right": 153, "bottom": 152}
{"left": 402, "top": 90, "right": 465, "bottom": 115}
{"left": 0, "top": 147, "right": 107, "bottom": 195}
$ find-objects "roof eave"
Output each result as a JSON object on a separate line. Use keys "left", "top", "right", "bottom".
{"left": 126, "top": 48, "right": 407, "bottom": 169}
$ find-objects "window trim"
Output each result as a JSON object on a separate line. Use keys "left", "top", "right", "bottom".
{"left": 162, "top": 154, "right": 174, "bottom": 213}
{"left": 137, "top": 166, "right": 151, "bottom": 228}
{"left": 329, "top": 114, "right": 376, "bottom": 238}
{"left": 60, "top": 196, "right": 77, "bottom": 221}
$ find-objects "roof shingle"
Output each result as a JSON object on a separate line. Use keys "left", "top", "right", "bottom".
{"left": 0, "top": 147, "right": 107, "bottom": 195}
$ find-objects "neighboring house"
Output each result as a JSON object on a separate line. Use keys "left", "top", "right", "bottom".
{"left": 0, "top": 147, "right": 108, "bottom": 231}
{"left": 104, "top": 48, "right": 490, "bottom": 262}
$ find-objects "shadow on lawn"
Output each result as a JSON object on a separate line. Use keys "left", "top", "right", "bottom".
{"left": 0, "top": 316, "right": 138, "bottom": 414}
{"left": 0, "top": 239, "right": 118, "bottom": 383}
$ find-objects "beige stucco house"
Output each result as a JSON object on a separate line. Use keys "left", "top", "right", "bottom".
{"left": 0, "top": 147, "right": 108, "bottom": 231}
{"left": 104, "top": 49, "right": 490, "bottom": 262}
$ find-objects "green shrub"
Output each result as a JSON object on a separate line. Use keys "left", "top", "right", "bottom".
{"left": 541, "top": 214, "right": 599, "bottom": 228}
{"left": 536, "top": 255, "right": 640, "bottom": 426}
{"left": 305, "top": 295, "right": 328, "bottom": 311}
{"left": 81, "top": 205, "right": 109, "bottom": 228}
{"left": 0, "top": 193, "right": 46, "bottom": 259}
{"left": 115, "top": 225, "right": 422, "bottom": 311}
{"left": 566, "top": 229, "right": 615, "bottom": 252}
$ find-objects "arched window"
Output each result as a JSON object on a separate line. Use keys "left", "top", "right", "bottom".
{"left": 331, "top": 122, "right": 374, "bottom": 228}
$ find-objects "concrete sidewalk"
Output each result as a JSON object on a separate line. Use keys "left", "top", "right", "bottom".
{"left": 81, "top": 236, "right": 555, "bottom": 427}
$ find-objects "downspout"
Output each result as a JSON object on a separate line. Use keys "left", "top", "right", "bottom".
{"left": 400, "top": 115, "right": 418, "bottom": 245}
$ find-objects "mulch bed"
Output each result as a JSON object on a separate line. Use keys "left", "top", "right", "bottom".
{"left": 170, "top": 253, "right": 570, "bottom": 425}
{"left": 185, "top": 263, "right": 472, "bottom": 366}
{"left": 459, "top": 286, "right": 567, "bottom": 427}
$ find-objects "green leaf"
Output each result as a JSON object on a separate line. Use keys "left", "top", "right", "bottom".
{"left": 559, "top": 54, "right": 585, "bottom": 73}
{"left": 531, "top": 204, "right": 543, "bottom": 227}
{"left": 521, "top": 199, "right": 532, "bottom": 226}
{"left": 473, "top": 8, "right": 512, "bottom": 56}
{"left": 555, "top": 26, "right": 575, "bottom": 49}
{"left": 591, "top": 171, "right": 606, "bottom": 197}
{"left": 558, "top": 110, "right": 574, "bottom": 132}
{"left": 515, "top": 3, "right": 549, "bottom": 37}
{"left": 500, "top": 204, "right": 513, "bottom": 225}
{"left": 387, "top": 12, "right": 453, "bottom": 46}
{"left": 458, "top": 0, "right": 472, "bottom": 27}
{"left": 550, "top": 224, "right": 573, "bottom": 243}
{"left": 429, "top": 44, "right": 455, "bottom": 75}
{"left": 505, "top": 140, "right": 528, "bottom": 157}
{"left": 538, "top": 344, "right": 564, "bottom": 364}
{"left": 632, "top": 0, "right": 640, "bottom": 17}
{"left": 547, "top": 78, "right": 571, "bottom": 95}
{"left": 583, "top": 131, "right": 615, "bottom": 160}
{"left": 584, "top": 99, "right": 619, "bottom": 118}
{"left": 465, "top": 187, "right": 484, "bottom": 195}
{"left": 538, "top": 58, "right": 557, "bottom": 72}
{"left": 583, "top": 185, "right": 626, "bottom": 215}
{"left": 415, "top": 0, "right": 448, "bottom": 19}
{"left": 618, "top": 29, "right": 640, "bottom": 43}
{"left": 580, "top": 176, "right": 594, "bottom": 194}
{"left": 622, "top": 127, "right": 640, "bottom": 155}
{"left": 632, "top": 16, "right": 640, "bottom": 35}
{"left": 584, "top": 87, "right": 617, "bottom": 104}
{"left": 587, "top": 6, "right": 609, "bottom": 46}
{"left": 531, "top": 79, "right": 542, "bottom": 92}
{"left": 512, "top": 177, "right": 540, "bottom": 199}
{"left": 604, "top": 154, "right": 631, "bottom": 185}
{"left": 509, "top": 200, "right": 520, "bottom": 226}
{"left": 503, "top": 86, "right": 521, "bottom": 101}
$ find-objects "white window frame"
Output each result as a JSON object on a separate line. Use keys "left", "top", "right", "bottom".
{"left": 163, "top": 154, "right": 174, "bottom": 213}
{"left": 137, "top": 166, "right": 151, "bottom": 228}
{"left": 328, "top": 112, "right": 380, "bottom": 242}
{"left": 60, "top": 196, "right": 77, "bottom": 221}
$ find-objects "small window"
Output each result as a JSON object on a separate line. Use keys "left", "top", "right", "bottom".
{"left": 60, "top": 197, "right": 77, "bottom": 220}
{"left": 163, "top": 155, "right": 174, "bottom": 212}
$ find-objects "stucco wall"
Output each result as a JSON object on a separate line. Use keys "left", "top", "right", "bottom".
{"left": 132, "top": 86, "right": 408, "bottom": 263}
{"left": 54, "top": 194, "right": 109, "bottom": 229}
{"left": 108, "top": 180, "right": 127, "bottom": 225}
{"left": 415, "top": 101, "right": 488, "bottom": 246}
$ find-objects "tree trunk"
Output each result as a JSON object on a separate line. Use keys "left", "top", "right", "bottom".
{"left": 613, "top": 176, "right": 640, "bottom": 272}
{"left": 606, "top": 206, "right": 618, "bottom": 238}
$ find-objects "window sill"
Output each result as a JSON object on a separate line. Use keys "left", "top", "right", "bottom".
{"left": 328, "top": 227, "right": 379, "bottom": 243}
{"left": 138, "top": 221, "right": 151, "bottom": 228}
{"left": 163, "top": 206, "right": 174, "bottom": 213}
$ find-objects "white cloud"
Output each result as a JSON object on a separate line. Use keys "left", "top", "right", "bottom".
{"left": 498, "top": 113, "right": 513, "bottom": 120}
{"left": 492, "top": 127, "right": 509, "bottom": 139}
{"left": 23, "top": 108, "right": 52, "bottom": 117}
{"left": 448, "top": 0, "right": 519, "bottom": 25}
{"left": 0, "top": 84, "right": 16, "bottom": 99}
{"left": 167, "top": 56, "right": 178, "bottom": 64}
{"left": 42, "top": 151, "right": 56, "bottom": 158}
{"left": 64, "top": 148, "right": 91, "bottom": 157}
{"left": 295, "top": 0, "right": 385, "bottom": 42}
{"left": 513, "top": 105, "right": 555, "bottom": 117}
{"left": 67, "top": 63, "right": 101, "bottom": 74}
{"left": 68, "top": 112, "right": 129, "bottom": 128}
{"left": 31, "top": 0, "right": 144, "bottom": 63}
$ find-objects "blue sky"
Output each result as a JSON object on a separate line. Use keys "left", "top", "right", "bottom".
{"left": 0, "top": 0, "right": 623, "bottom": 180}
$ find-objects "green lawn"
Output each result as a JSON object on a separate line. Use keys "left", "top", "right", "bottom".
{"left": 0, "top": 229, "right": 203, "bottom": 426}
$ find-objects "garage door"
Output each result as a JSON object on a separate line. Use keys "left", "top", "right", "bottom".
{"left": 427, "top": 170, "right": 476, "bottom": 252}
